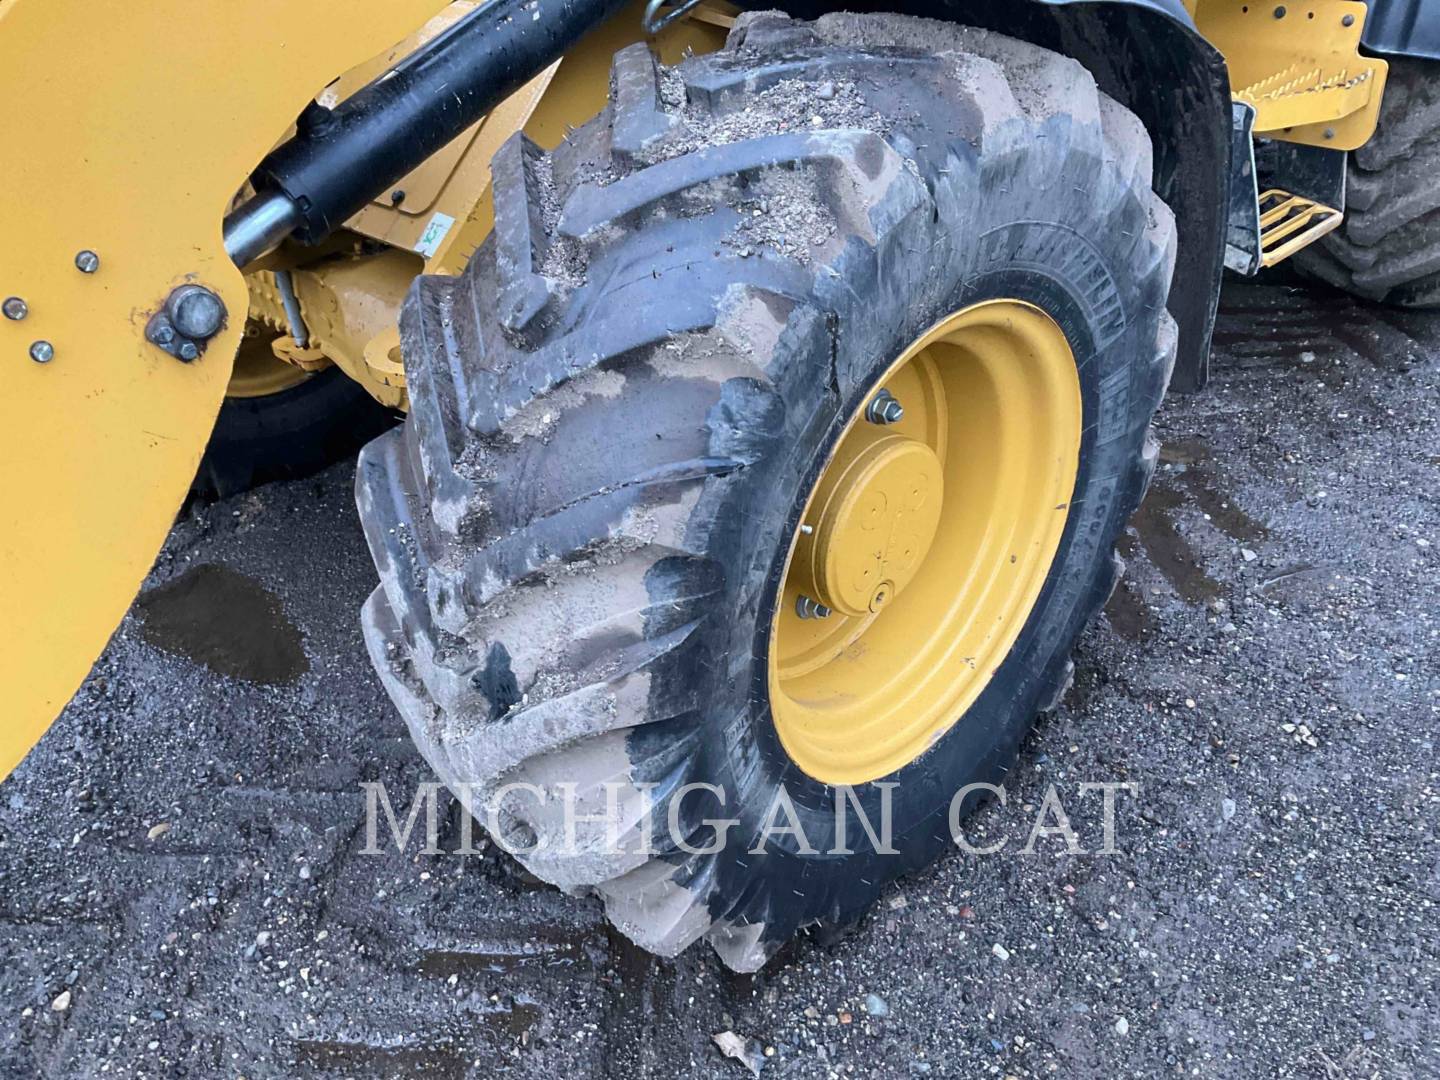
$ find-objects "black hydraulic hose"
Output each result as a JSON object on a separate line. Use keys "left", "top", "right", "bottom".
{"left": 231, "top": 0, "right": 630, "bottom": 259}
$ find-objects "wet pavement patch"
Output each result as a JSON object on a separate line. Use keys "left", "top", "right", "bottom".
{"left": 136, "top": 563, "right": 309, "bottom": 684}
{"left": 1122, "top": 437, "right": 1271, "bottom": 606}
{"left": 416, "top": 934, "right": 592, "bottom": 978}
{"left": 1103, "top": 577, "right": 1159, "bottom": 642}
{"left": 1160, "top": 438, "right": 1268, "bottom": 544}
{"left": 1123, "top": 481, "right": 1224, "bottom": 605}
{"left": 292, "top": 1041, "right": 471, "bottom": 1080}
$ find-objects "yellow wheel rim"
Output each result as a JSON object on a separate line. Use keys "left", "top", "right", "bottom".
{"left": 768, "top": 299, "right": 1083, "bottom": 785}
{"left": 225, "top": 333, "right": 313, "bottom": 400}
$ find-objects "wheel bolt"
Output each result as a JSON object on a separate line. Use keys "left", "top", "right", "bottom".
{"left": 29, "top": 340, "right": 54, "bottom": 364}
{"left": 75, "top": 250, "right": 100, "bottom": 274}
{"left": 796, "top": 595, "right": 832, "bottom": 620}
{"left": 865, "top": 389, "right": 904, "bottom": 425}
{"left": 166, "top": 284, "right": 226, "bottom": 342}
{"left": 4, "top": 296, "right": 29, "bottom": 321}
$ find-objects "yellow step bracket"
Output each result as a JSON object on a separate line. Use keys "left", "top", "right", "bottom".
{"left": 1192, "top": 0, "right": 1389, "bottom": 149}
{"left": 1257, "top": 188, "right": 1344, "bottom": 266}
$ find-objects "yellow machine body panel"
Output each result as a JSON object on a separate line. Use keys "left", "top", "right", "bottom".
{"left": 0, "top": 0, "right": 451, "bottom": 781}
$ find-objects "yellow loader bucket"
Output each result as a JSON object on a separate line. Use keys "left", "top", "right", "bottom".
{"left": 0, "top": 0, "right": 450, "bottom": 780}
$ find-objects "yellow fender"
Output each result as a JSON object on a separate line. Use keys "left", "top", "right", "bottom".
{"left": 0, "top": 0, "right": 450, "bottom": 780}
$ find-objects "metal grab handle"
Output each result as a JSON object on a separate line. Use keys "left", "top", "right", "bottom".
{"left": 643, "top": 0, "right": 706, "bottom": 34}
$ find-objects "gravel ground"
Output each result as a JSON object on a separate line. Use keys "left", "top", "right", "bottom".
{"left": 1, "top": 278, "right": 1437, "bottom": 1079}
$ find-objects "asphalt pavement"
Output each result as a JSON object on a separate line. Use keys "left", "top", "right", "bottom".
{"left": 1, "top": 278, "right": 1436, "bottom": 1079}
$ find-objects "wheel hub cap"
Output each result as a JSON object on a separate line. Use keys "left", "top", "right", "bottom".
{"left": 795, "top": 433, "right": 944, "bottom": 618}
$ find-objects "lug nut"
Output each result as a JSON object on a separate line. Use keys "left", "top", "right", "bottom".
{"left": 865, "top": 389, "right": 904, "bottom": 425}
{"left": 796, "top": 595, "right": 832, "bottom": 620}
{"left": 29, "top": 340, "right": 54, "bottom": 364}
{"left": 75, "top": 250, "right": 100, "bottom": 274}
{"left": 3, "top": 296, "right": 27, "bottom": 321}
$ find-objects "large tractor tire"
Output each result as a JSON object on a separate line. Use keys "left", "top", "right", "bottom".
{"left": 193, "top": 331, "right": 398, "bottom": 499}
{"left": 1293, "top": 56, "right": 1440, "bottom": 308}
{"left": 357, "top": 12, "right": 1177, "bottom": 970}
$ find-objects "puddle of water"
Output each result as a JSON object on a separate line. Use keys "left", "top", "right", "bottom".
{"left": 415, "top": 931, "right": 590, "bottom": 977}
{"left": 1128, "top": 481, "right": 1223, "bottom": 605}
{"left": 136, "top": 563, "right": 309, "bottom": 684}
{"left": 292, "top": 1040, "right": 472, "bottom": 1080}
{"left": 1164, "top": 444, "right": 1268, "bottom": 545}
{"left": 1157, "top": 438, "right": 1208, "bottom": 466}
{"left": 1103, "top": 574, "right": 1158, "bottom": 643}
{"left": 484, "top": 997, "right": 542, "bottom": 1040}
{"left": 1127, "top": 438, "right": 1270, "bottom": 606}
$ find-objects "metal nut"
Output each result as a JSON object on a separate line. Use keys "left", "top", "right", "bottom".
{"left": 865, "top": 389, "right": 904, "bottom": 425}
{"left": 796, "top": 595, "right": 832, "bottom": 620}
{"left": 75, "top": 250, "right": 100, "bottom": 274}
{"left": 147, "top": 320, "right": 177, "bottom": 347}
{"left": 177, "top": 341, "right": 200, "bottom": 362}
{"left": 29, "top": 340, "right": 55, "bottom": 364}
{"left": 166, "top": 284, "right": 226, "bottom": 342}
{"left": 2, "top": 296, "right": 27, "bottom": 321}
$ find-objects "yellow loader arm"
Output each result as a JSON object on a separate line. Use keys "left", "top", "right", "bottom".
{"left": 0, "top": 0, "right": 449, "bottom": 780}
